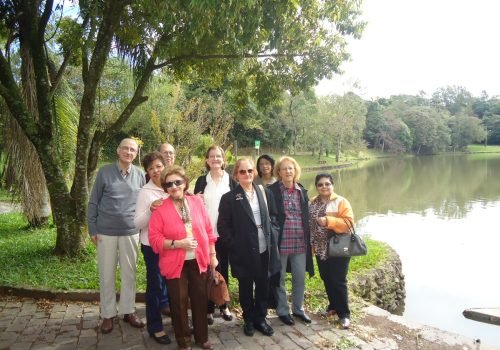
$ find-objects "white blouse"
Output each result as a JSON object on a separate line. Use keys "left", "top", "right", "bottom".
{"left": 203, "top": 171, "right": 231, "bottom": 237}
{"left": 134, "top": 180, "right": 169, "bottom": 246}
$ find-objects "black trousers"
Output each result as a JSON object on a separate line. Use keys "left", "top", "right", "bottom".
{"left": 237, "top": 251, "right": 269, "bottom": 324}
{"left": 207, "top": 239, "right": 230, "bottom": 313}
{"left": 316, "top": 255, "right": 351, "bottom": 319}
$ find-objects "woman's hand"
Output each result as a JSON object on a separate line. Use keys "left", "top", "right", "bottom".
{"left": 149, "top": 199, "right": 163, "bottom": 212}
{"left": 316, "top": 216, "right": 327, "bottom": 227}
{"left": 210, "top": 254, "right": 218, "bottom": 270}
{"left": 176, "top": 237, "right": 198, "bottom": 250}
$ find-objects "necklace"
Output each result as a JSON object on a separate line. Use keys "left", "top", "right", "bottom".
{"left": 173, "top": 198, "right": 190, "bottom": 223}
{"left": 244, "top": 188, "right": 255, "bottom": 202}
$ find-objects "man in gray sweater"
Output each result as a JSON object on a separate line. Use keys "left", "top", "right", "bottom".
{"left": 88, "top": 138, "right": 146, "bottom": 334}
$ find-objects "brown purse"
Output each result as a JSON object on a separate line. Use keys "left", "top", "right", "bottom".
{"left": 206, "top": 269, "right": 230, "bottom": 306}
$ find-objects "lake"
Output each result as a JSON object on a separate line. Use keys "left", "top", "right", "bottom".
{"left": 300, "top": 153, "right": 500, "bottom": 347}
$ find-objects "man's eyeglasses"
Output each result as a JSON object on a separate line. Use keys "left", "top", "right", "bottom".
{"left": 121, "top": 146, "right": 137, "bottom": 153}
{"left": 164, "top": 180, "right": 184, "bottom": 188}
{"left": 317, "top": 182, "right": 332, "bottom": 188}
{"left": 238, "top": 169, "right": 254, "bottom": 175}
{"left": 162, "top": 151, "right": 175, "bottom": 155}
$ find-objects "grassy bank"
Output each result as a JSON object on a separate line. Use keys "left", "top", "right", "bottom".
{"left": 467, "top": 144, "right": 500, "bottom": 153}
{"left": 0, "top": 211, "right": 386, "bottom": 313}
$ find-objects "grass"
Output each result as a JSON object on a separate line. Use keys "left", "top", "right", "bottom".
{"left": 467, "top": 144, "right": 500, "bottom": 153}
{"left": 0, "top": 211, "right": 385, "bottom": 315}
{"left": 0, "top": 187, "right": 15, "bottom": 201}
{"left": 0, "top": 212, "right": 146, "bottom": 291}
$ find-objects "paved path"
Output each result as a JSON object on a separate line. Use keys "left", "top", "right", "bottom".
{"left": 1, "top": 296, "right": 494, "bottom": 350}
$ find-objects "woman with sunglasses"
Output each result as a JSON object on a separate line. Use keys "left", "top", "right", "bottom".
{"left": 194, "top": 145, "right": 237, "bottom": 324}
{"left": 217, "top": 158, "right": 281, "bottom": 337}
{"left": 149, "top": 165, "right": 217, "bottom": 350}
{"left": 308, "top": 173, "right": 354, "bottom": 329}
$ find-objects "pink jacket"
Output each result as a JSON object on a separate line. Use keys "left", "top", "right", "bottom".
{"left": 149, "top": 195, "right": 217, "bottom": 279}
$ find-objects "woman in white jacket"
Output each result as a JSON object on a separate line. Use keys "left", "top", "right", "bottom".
{"left": 134, "top": 151, "right": 171, "bottom": 345}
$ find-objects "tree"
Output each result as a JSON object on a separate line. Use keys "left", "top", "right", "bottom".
{"left": 482, "top": 114, "right": 500, "bottom": 145}
{"left": 448, "top": 115, "right": 486, "bottom": 151}
{"left": 401, "top": 106, "right": 450, "bottom": 154}
{"left": 431, "top": 86, "right": 473, "bottom": 116}
{"left": 0, "top": 0, "right": 364, "bottom": 256}
{"left": 320, "top": 93, "right": 366, "bottom": 162}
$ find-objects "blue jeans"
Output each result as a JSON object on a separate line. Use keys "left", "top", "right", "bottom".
{"left": 141, "top": 244, "right": 169, "bottom": 335}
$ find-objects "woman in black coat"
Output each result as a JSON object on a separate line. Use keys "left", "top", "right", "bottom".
{"left": 217, "top": 158, "right": 281, "bottom": 337}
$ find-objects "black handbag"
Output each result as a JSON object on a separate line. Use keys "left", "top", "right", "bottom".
{"left": 327, "top": 218, "right": 367, "bottom": 258}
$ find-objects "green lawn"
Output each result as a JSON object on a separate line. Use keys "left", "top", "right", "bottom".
{"left": 0, "top": 211, "right": 385, "bottom": 313}
{"left": 467, "top": 144, "right": 500, "bottom": 153}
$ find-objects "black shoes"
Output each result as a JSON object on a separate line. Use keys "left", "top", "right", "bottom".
{"left": 278, "top": 314, "right": 295, "bottom": 325}
{"left": 253, "top": 320, "right": 274, "bottom": 336}
{"left": 292, "top": 313, "right": 312, "bottom": 324}
{"left": 207, "top": 313, "right": 214, "bottom": 325}
{"left": 243, "top": 322, "right": 255, "bottom": 336}
{"left": 220, "top": 308, "right": 233, "bottom": 321}
{"left": 150, "top": 332, "right": 171, "bottom": 345}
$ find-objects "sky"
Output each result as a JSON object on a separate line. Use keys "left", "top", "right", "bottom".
{"left": 315, "top": 0, "right": 500, "bottom": 99}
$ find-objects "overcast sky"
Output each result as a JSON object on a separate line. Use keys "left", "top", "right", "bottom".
{"left": 315, "top": 0, "right": 500, "bottom": 99}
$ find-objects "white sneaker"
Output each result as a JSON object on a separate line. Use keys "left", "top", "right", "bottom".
{"left": 339, "top": 317, "right": 350, "bottom": 329}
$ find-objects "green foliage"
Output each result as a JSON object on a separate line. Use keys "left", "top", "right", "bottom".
{"left": 449, "top": 115, "right": 486, "bottom": 151}
{"left": 56, "top": 17, "right": 83, "bottom": 66}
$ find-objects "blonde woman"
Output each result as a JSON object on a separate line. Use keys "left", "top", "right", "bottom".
{"left": 268, "top": 156, "right": 314, "bottom": 326}
{"left": 217, "top": 158, "right": 281, "bottom": 336}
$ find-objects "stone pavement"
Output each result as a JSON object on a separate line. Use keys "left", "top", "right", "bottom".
{"left": 0, "top": 296, "right": 495, "bottom": 350}
{"left": 0, "top": 296, "right": 355, "bottom": 350}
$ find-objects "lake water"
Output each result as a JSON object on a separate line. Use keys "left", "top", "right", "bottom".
{"left": 300, "top": 153, "right": 500, "bottom": 347}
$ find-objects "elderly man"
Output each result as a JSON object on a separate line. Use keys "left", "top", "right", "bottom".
{"left": 88, "top": 138, "right": 146, "bottom": 334}
{"left": 158, "top": 143, "right": 176, "bottom": 166}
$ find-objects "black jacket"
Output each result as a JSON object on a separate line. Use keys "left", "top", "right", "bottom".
{"left": 268, "top": 181, "right": 315, "bottom": 277}
{"left": 217, "top": 184, "right": 281, "bottom": 279}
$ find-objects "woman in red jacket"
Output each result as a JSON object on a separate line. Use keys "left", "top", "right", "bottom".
{"left": 149, "top": 165, "right": 217, "bottom": 350}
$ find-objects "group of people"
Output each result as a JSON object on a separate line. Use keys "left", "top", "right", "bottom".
{"left": 88, "top": 138, "right": 355, "bottom": 350}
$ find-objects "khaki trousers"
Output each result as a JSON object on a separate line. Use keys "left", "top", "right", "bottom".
{"left": 96, "top": 234, "right": 139, "bottom": 318}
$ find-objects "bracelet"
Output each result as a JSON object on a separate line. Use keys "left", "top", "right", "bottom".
{"left": 210, "top": 253, "right": 216, "bottom": 256}
{"left": 171, "top": 240, "right": 175, "bottom": 249}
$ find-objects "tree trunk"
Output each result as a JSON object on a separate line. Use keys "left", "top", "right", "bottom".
{"left": 38, "top": 150, "right": 87, "bottom": 256}
{"left": 335, "top": 140, "right": 341, "bottom": 162}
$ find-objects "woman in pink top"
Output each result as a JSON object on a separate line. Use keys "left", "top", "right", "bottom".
{"left": 149, "top": 165, "right": 217, "bottom": 350}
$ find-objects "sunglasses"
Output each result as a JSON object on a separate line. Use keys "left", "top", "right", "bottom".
{"left": 164, "top": 179, "right": 184, "bottom": 188}
{"left": 238, "top": 169, "right": 254, "bottom": 175}
{"left": 316, "top": 182, "right": 332, "bottom": 188}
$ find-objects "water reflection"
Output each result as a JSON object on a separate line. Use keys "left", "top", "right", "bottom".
{"left": 301, "top": 154, "right": 500, "bottom": 221}
{"left": 301, "top": 154, "right": 500, "bottom": 347}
